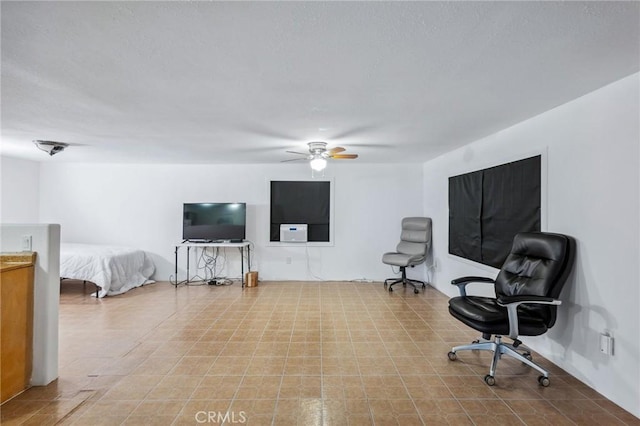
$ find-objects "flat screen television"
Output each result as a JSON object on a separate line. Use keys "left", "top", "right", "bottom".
{"left": 183, "top": 203, "right": 246, "bottom": 242}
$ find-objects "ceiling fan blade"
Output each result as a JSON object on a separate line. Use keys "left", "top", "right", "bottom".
{"left": 348, "top": 143, "right": 394, "bottom": 149}
{"left": 327, "top": 147, "right": 346, "bottom": 154}
{"left": 280, "top": 158, "right": 308, "bottom": 163}
{"left": 330, "top": 154, "right": 358, "bottom": 159}
{"left": 285, "top": 151, "right": 309, "bottom": 156}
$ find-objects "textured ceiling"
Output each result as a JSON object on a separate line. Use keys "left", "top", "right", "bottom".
{"left": 1, "top": 1, "right": 638, "bottom": 164}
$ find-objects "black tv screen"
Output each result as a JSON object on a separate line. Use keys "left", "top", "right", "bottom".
{"left": 270, "top": 181, "right": 330, "bottom": 242}
{"left": 183, "top": 203, "right": 246, "bottom": 241}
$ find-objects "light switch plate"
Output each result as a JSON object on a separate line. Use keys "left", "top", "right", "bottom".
{"left": 21, "top": 235, "right": 32, "bottom": 251}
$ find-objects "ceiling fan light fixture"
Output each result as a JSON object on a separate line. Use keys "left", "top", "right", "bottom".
{"left": 310, "top": 156, "right": 327, "bottom": 171}
{"left": 282, "top": 141, "right": 357, "bottom": 170}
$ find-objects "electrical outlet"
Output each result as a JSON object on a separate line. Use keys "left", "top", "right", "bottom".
{"left": 21, "top": 235, "right": 32, "bottom": 252}
{"left": 600, "top": 333, "right": 614, "bottom": 355}
{"left": 286, "top": 257, "right": 292, "bottom": 265}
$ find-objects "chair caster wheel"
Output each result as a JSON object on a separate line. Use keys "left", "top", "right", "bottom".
{"left": 538, "top": 376, "right": 550, "bottom": 387}
{"left": 484, "top": 375, "right": 496, "bottom": 386}
{"left": 447, "top": 351, "right": 457, "bottom": 361}
{"left": 422, "top": 283, "right": 426, "bottom": 289}
{"left": 414, "top": 288, "right": 419, "bottom": 294}
{"left": 388, "top": 287, "right": 393, "bottom": 292}
{"left": 523, "top": 353, "right": 533, "bottom": 362}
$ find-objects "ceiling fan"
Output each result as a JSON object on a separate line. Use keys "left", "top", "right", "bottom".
{"left": 282, "top": 141, "right": 358, "bottom": 171}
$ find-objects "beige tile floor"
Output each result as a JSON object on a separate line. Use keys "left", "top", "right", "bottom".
{"left": 1, "top": 280, "right": 638, "bottom": 425}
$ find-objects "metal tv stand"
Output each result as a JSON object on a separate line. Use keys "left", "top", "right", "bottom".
{"left": 174, "top": 240, "right": 251, "bottom": 288}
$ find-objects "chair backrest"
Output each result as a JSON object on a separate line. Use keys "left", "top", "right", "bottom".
{"left": 396, "top": 217, "right": 432, "bottom": 257}
{"left": 495, "top": 232, "right": 576, "bottom": 327}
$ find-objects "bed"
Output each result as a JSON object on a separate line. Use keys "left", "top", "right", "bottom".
{"left": 60, "top": 243, "right": 155, "bottom": 298}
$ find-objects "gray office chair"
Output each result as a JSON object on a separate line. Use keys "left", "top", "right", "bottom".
{"left": 382, "top": 217, "right": 432, "bottom": 294}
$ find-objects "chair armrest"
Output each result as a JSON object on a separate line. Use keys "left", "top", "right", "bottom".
{"left": 496, "top": 295, "right": 562, "bottom": 339}
{"left": 451, "top": 276, "right": 495, "bottom": 296}
{"left": 496, "top": 295, "right": 558, "bottom": 306}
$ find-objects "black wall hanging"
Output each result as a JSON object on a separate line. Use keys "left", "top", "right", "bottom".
{"left": 449, "top": 155, "right": 541, "bottom": 268}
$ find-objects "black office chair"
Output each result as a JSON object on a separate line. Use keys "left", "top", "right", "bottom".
{"left": 382, "top": 217, "right": 432, "bottom": 294}
{"left": 447, "top": 232, "right": 576, "bottom": 387}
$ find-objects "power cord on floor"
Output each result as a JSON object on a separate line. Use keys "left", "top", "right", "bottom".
{"left": 206, "top": 278, "right": 234, "bottom": 286}
{"left": 305, "top": 245, "right": 325, "bottom": 281}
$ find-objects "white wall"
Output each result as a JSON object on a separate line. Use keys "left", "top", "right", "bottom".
{"left": 38, "top": 163, "right": 424, "bottom": 282}
{"left": 1, "top": 156, "right": 40, "bottom": 223}
{"left": 422, "top": 73, "right": 639, "bottom": 416}
{"left": 1, "top": 158, "right": 59, "bottom": 386}
{"left": 1, "top": 224, "right": 61, "bottom": 387}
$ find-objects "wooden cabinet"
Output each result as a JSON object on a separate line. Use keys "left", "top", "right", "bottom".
{"left": 1, "top": 253, "right": 35, "bottom": 403}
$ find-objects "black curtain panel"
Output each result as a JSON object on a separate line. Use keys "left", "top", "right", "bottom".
{"left": 449, "top": 156, "right": 541, "bottom": 268}
{"left": 270, "top": 181, "right": 331, "bottom": 242}
{"left": 449, "top": 170, "right": 483, "bottom": 263}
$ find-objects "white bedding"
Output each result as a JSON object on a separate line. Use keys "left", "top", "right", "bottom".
{"left": 60, "top": 243, "right": 155, "bottom": 298}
